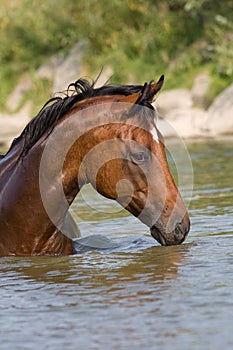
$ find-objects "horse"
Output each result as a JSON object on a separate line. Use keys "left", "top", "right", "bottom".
{"left": 0, "top": 75, "right": 190, "bottom": 256}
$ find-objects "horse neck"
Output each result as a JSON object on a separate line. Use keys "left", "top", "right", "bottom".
{"left": 52, "top": 98, "right": 122, "bottom": 202}
{"left": 0, "top": 138, "right": 73, "bottom": 256}
{"left": 0, "top": 95, "right": 131, "bottom": 256}
{"left": 0, "top": 139, "right": 25, "bottom": 191}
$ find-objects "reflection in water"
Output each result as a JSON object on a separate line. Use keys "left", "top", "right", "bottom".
{"left": 0, "top": 243, "right": 192, "bottom": 349}
{"left": 0, "top": 243, "right": 190, "bottom": 288}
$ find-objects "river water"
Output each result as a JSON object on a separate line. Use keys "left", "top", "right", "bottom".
{"left": 0, "top": 139, "right": 233, "bottom": 350}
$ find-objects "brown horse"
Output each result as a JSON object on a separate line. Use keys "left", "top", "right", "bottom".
{"left": 0, "top": 75, "right": 190, "bottom": 256}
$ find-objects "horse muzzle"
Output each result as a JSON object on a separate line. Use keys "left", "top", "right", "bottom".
{"left": 150, "top": 214, "right": 190, "bottom": 246}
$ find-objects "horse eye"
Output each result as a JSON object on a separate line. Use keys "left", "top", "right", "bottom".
{"left": 131, "top": 152, "right": 146, "bottom": 164}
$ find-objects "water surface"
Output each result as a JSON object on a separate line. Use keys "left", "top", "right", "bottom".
{"left": 0, "top": 139, "right": 233, "bottom": 350}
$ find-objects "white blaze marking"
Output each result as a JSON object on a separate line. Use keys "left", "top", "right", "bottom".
{"left": 151, "top": 127, "right": 159, "bottom": 143}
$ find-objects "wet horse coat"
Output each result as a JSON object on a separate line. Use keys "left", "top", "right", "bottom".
{"left": 0, "top": 76, "right": 190, "bottom": 256}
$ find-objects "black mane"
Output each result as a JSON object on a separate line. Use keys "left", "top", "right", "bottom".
{"left": 4, "top": 78, "right": 153, "bottom": 158}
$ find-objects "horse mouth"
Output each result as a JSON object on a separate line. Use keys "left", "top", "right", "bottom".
{"left": 150, "top": 224, "right": 187, "bottom": 246}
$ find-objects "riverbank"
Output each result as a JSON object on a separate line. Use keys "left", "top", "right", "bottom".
{"left": 0, "top": 49, "right": 232, "bottom": 149}
{"left": 156, "top": 79, "right": 233, "bottom": 140}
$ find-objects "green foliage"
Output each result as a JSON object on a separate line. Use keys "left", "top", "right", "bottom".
{"left": 0, "top": 0, "right": 232, "bottom": 110}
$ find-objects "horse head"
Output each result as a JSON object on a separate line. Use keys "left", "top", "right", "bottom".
{"left": 74, "top": 76, "right": 190, "bottom": 246}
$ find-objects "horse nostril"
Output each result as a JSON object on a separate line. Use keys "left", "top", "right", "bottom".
{"left": 175, "top": 224, "right": 183, "bottom": 242}
{"left": 175, "top": 219, "right": 190, "bottom": 243}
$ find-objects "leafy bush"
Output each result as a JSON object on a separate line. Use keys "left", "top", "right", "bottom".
{"left": 0, "top": 0, "right": 232, "bottom": 110}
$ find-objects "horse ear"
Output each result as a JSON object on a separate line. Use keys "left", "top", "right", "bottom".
{"left": 123, "top": 75, "right": 164, "bottom": 120}
{"left": 136, "top": 75, "right": 164, "bottom": 104}
{"left": 150, "top": 74, "right": 164, "bottom": 99}
{"left": 119, "top": 75, "right": 164, "bottom": 105}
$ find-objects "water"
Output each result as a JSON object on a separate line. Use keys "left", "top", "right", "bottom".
{"left": 0, "top": 139, "right": 233, "bottom": 350}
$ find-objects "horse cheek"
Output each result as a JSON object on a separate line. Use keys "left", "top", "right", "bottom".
{"left": 95, "top": 159, "right": 122, "bottom": 200}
